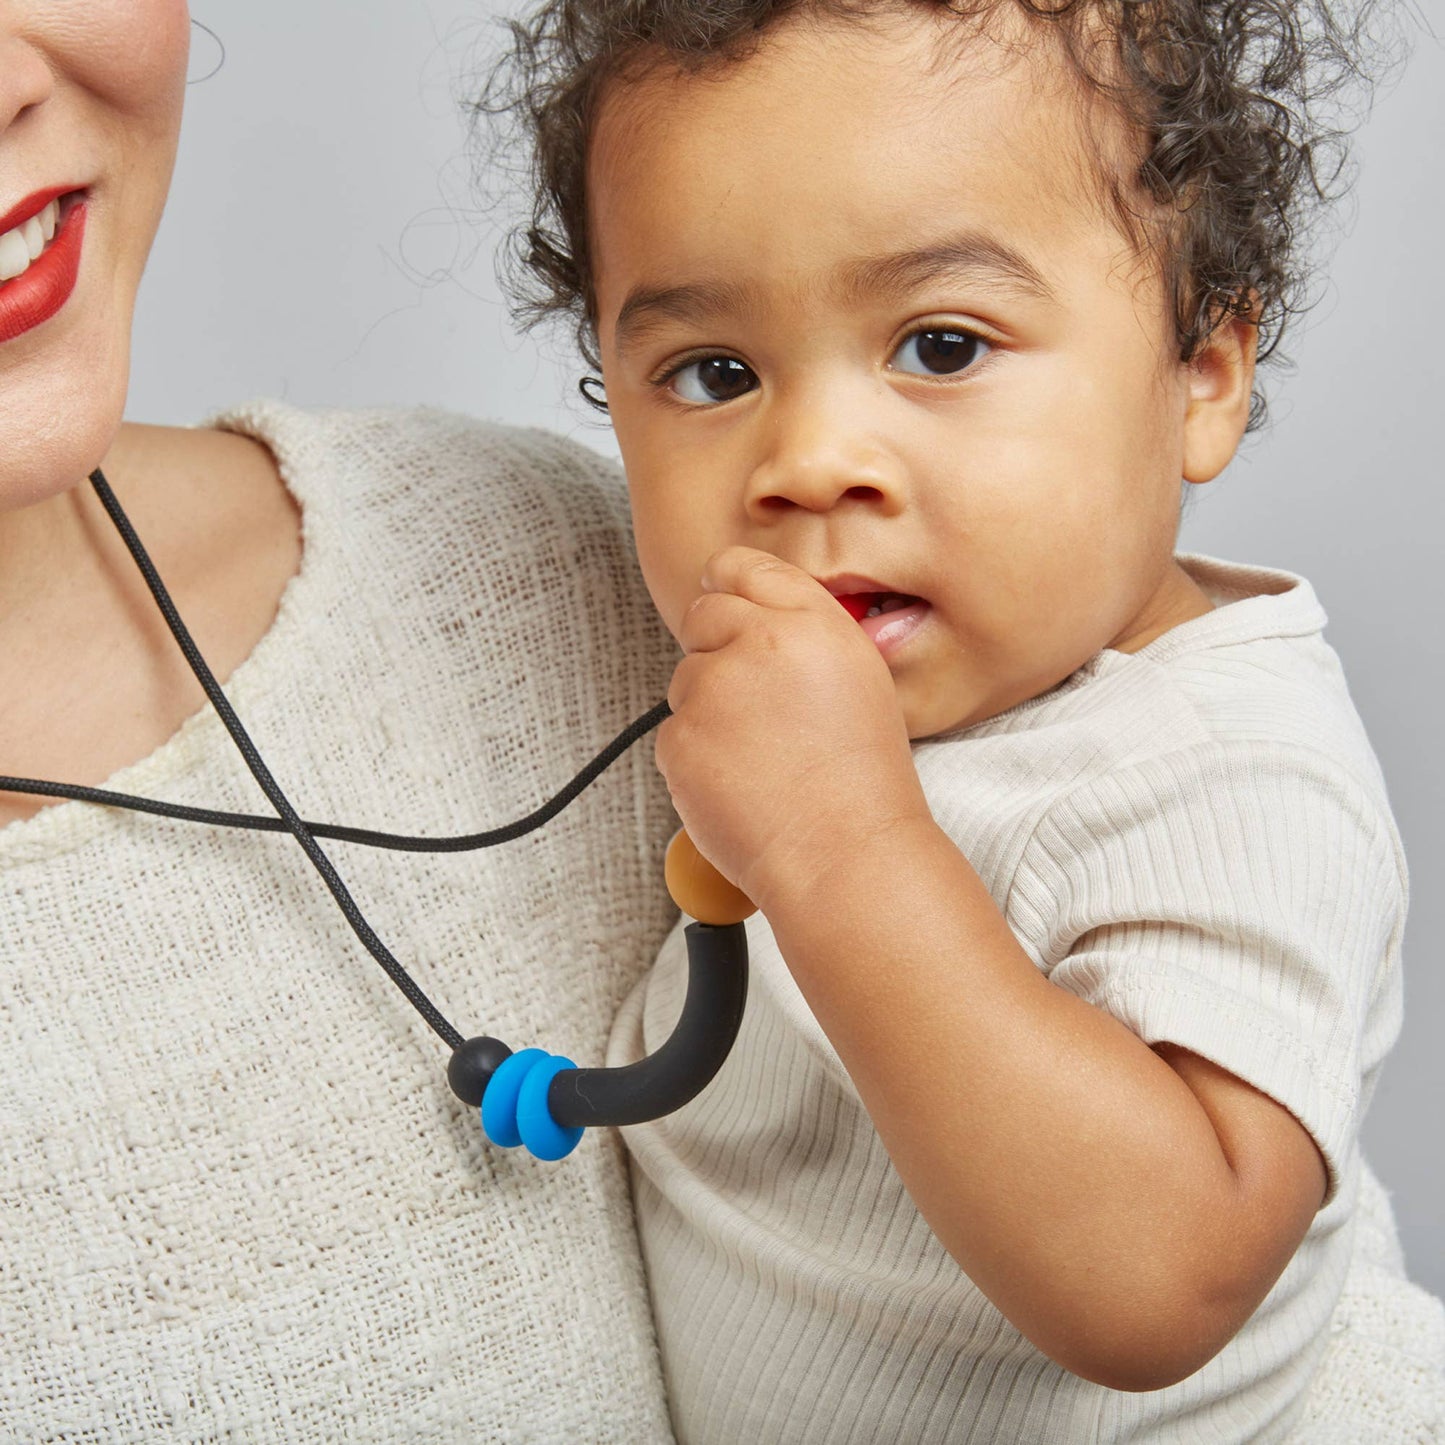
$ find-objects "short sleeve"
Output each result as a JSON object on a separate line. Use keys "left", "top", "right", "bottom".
{"left": 1006, "top": 742, "right": 1407, "bottom": 1201}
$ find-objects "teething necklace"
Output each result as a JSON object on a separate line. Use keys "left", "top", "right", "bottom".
{"left": 0, "top": 470, "right": 755, "bottom": 1161}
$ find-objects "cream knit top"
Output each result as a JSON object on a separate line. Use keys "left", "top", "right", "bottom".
{"left": 612, "top": 553, "right": 1445, "bottom": 1444}
{"left": 0, "top": 403, "right": 682, "bottom": 1443}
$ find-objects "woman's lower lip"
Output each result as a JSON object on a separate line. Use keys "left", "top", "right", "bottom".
{"left": 0, "top": 199, "right": 87, "bottom": 345}
{"left": 858, "top": 600, "right": 931, "bottom": 657}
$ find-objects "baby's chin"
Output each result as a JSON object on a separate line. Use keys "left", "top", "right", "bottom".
{"left": 897, "top": 682, "right": 979, "bottom": 742}
{"left": 897, "top": 671, "right": 1054, "bottom": 740}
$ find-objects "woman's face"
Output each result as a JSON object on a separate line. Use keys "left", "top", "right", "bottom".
{"left": 0, "top": 1, "right": 190, "bottom": 507}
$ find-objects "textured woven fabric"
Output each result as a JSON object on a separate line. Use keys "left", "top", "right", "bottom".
{"left": 0, "top": 402, "right": 682, "bottom": 1444}
{"left": 612, "top": 553, "right": 1445, "bottom": 1444}
{"left": 1285, "top": 1166, "right": 1445, "bottom": 1444}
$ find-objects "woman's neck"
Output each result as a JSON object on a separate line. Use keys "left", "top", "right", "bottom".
{"left": 0, "top": 419, "right": 301, "bottom": 827}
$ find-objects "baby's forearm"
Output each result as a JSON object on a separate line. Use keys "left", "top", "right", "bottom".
{"left": 762, "top": 816, "right": 1314, "bottom": 1390}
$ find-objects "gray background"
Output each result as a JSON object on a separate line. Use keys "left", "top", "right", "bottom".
{"left": 131, "top": 5, "right": 1442, "bottom": 1293}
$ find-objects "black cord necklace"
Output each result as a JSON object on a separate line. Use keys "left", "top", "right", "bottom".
{"left": 0, "top": 469, "right": 753, "bottom": 1161}
{"left": 2, "top": 701, "right": 672, "bottom": 853}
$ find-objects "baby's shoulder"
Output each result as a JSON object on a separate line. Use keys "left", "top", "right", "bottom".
{"left": 1162, "top": 629, "right": 1363, "bottom": 745}
{"left": 1114, "top": 553, "right": 1386, "bottom": 790}
{"left": 1142, "top": 630, "right": 1389, "bottom": 807}
{"left": 918, "top": 616, "right": 1395, "bottom": 863}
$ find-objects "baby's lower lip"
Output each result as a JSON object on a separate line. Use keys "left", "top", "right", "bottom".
{"left": 857, "top": 599, "right": 930, "bottom": 657}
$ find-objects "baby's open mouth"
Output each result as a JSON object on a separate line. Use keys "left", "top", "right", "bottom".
{"left": 829, "top": 588, "right": 931, "bottom": 658}
{"left": 834, "top": 591, "right": 920, "bottom": 621}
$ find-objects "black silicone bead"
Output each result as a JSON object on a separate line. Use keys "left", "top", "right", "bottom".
{"left": 447, "top": 1036, "right": 514, "bottom": 1106}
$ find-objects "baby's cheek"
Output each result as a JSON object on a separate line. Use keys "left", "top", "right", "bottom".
{"left": 630, "top": 534, "right": 685, "bottom": 631}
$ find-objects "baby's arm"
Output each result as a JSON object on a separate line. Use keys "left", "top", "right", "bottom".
{"left": 760, "top": 818, "right": 1325, "bottom": 1390}
{"left": 660, "top": 547, "right": 1329, "bottom": 1391}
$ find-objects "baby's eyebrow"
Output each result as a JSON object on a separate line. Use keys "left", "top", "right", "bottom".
{"left": 837, "top": 231, "right": 1055, "bottom": 306}
{"left": 613, "top": 279, "right": 755, "bottom": 356}
{"left": 610, "top": 230, "right": 1052, "bottom": 356}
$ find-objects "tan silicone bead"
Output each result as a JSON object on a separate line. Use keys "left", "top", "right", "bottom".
{"left": 664, "top": 829, "right": 757, "bottom": 925}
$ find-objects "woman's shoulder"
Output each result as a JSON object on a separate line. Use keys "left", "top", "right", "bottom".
{"left": 200, "top": 399, "right": 675, "bottom": 732}
{"left": 213, "top": 398, "right": 644, "bottom": 591}
{"left": 214, "top": 400, "right": 627, "bottom": 514}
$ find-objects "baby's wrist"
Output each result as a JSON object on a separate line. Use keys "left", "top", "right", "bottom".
{"left": 752, "top": 804, "right": 941, "bottom": 925}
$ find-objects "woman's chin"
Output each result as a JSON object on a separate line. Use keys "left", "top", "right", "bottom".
{"left": 0, "top": 274, "right": 134, "bottom": 506}
{"left": 0, "top": 370, "right": 129, "bottom": 511}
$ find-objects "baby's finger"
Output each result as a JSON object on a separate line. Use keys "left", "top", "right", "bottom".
{"left": 678, "top": 590, "right": 755, "bottom": 655}
{"left": 663, "top": 649, "right": 710, "bottom": 715}
{"left": 700, "top": 546, "right": 830, "bottom": 613}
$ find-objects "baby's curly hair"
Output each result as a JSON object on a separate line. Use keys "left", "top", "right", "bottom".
{"left": 478, "top": 0, "right": 1396, "bottom": 429}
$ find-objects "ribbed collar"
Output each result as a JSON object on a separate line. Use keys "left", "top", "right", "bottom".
{"left": 927, "top": 551, "right": 1328, "bottom": 744}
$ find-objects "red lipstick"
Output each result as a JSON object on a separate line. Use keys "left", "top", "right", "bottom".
{"left": 0, "top": 189, "right": 88, "bottom": 345}
{"left": 0, "top": 185, "right": 76, "bottom": 236}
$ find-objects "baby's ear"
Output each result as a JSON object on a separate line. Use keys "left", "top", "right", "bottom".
{"left": 1181, "top": 305, "right": 1258, "bottom": 484}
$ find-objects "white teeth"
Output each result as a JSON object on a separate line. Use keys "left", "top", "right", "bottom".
{"left": 864, "top": 594, "right": 915, "bottom": 619}
{"left": 0, "top": 229, "right": 29, "bottom": 282}
{"left": 0, "top": 199, "right": 64, "bottom": 283}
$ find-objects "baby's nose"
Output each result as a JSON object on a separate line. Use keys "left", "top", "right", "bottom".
{"left": 743, "top": 411, "right": 905, "bottom": 519}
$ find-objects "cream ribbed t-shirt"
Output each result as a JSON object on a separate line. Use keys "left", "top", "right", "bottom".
{"left": 0, "top": 403, "right": 682, "bottom": 1443}
{"left": 612, "top": 553, "right": 1444, "bottom": 1443}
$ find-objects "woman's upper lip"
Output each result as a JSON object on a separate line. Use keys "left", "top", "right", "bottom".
{"left": 0, "top": 185, "right": 84, "bottom": 237}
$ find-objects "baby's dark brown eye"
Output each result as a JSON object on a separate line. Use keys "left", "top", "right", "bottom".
{"left": 670, "top": 356, "right": 757, "bottom": 405}
{"left": 891, "top": 328, "right": 989, "bottom": 377}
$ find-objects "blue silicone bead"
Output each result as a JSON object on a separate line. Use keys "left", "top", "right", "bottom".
{"left": 480, "top": 1047, "right": 548, "bottom": 1148}
{"left": 516, "top": 1055, "right": 585, "bottom": 1161}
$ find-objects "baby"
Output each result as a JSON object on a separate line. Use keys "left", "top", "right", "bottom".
{"left": 490, "top": 1, "right": 1439, "bottom": 1439}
